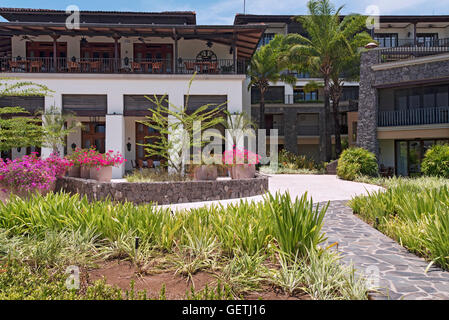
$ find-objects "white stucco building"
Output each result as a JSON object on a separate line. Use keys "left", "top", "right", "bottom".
{"left": 0, "top": 8, "right": 265, "bottom": 178}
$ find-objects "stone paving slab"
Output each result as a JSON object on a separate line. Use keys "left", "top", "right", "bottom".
{"left": 321, "top": 201, "right": 449, "bottom": 300}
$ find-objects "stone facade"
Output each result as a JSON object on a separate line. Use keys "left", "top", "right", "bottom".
{"left": 251, "top": 105, "right": 324, "bottom": 155}
{"left": 357, "top": 50, "right": 449, "bottom": 158}
{"left": 56, "top": 175, "right": 269, "bottom": 205}
{"left": 357, "top": 49, "right": 379, "bottom": 156}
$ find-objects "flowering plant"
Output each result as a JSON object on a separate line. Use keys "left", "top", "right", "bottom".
{"left": 0, "top": 153, "right": 71, "bottom": 193}
{"left": 223, "top": 146, "right": 260, "bottom": 166}
{"left": 67, "top": 147, "right": 99, "bottom": 167}
{"left": 45, "top": 153, "right": 72, "bottom": 177}
{"left": 92, "top": 150, "right": 127, "bottom": 169}
{"left": 70, "top": 148, "right": 126, "bottom": 169}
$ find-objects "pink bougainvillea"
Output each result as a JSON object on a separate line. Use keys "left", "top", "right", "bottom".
{"left": 67, "top": 148, "right": 126, "bottom": 169}
{"left": 0, "top": 153, "right": 71, "bottom": 192}
{"left": 223, "top": 146, "right": 260, "bottom": 165}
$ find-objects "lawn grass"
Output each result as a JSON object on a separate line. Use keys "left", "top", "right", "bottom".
{"left": 349, "top": 176, "right": 449, "bottom": 270}
{"left": 0, "top": 192, "right": 368, "bottom": 300}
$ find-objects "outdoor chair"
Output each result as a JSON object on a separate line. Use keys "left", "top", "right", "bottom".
{"left": 30, "top": 60, "right": 43, "bottom": 72}
{"left": 151, "top": 62, "right": 163, "bottom": 73}
{"left": 67, "top": 61, "right": 80, "bottom": 72}
{"left": 184, "top": 61, "right": 195, "bottom": 73}
{"left": 131, "top": 62, "right": 142, "bottom": 73}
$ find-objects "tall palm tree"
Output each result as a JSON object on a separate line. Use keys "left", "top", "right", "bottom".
{"left": 283, "top": 0, "right": 371, "bottom": 162}
{"left": 248, "top": 35, "right": 295, "bottom": 130}
{"left": 329, "top": 17, "right": 372, "bottom": 157}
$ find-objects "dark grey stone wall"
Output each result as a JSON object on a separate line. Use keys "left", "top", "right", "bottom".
{"left": 358, "top": 50, "right": 449, "bottom": 158}
{"left": 284, "top": 109, "right": 298, "bottom": 154}
{"left": 56, "top": 175, "right": 269, "bottom": 205}
{"left": 357, "top": 50, "right": 379, "bottom": 156}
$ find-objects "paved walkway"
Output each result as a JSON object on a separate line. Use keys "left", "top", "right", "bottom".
{"left": 163, "top": 174, "right": 449, "bottom": 300}
{"left": 322, "top": 201, "right": 449, "bottom": 300}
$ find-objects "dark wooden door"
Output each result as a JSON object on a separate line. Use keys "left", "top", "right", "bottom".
{"left": 135, "top": 122, "right": 161, "bottom": 162}
{"left": 82, "top": 122, "right": 106, "bottom": 153}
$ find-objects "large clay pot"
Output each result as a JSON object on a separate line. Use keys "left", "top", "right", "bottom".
{"left": 68, "top": 165, "right": 80, "bottom": 178}
{"left": 80, "top": 166, "right": 90, "bottom": 179}
{"left": 193, "top": 165, "right": 218, "bottom": 181}
{"left": 230, "top": 164, "right": 256, "bottom": 179}
{"left": 90, "top": 166, "right": 112, "bottom": 182}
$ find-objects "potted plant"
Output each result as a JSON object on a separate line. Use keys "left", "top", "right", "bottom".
{"left": 192, "top": 164, "right": 218, "bottom": 181}
{"left": 77, "top": 147, "right": 100, "bottom": 179}
{"left": 223, "top": 147, "right": 260, "bottom": 180}
{"left": 66, "top": 148, "right": 85, "bottom": 177}
{"left": 89, "top": 150, "right": 126, "bottom": 182}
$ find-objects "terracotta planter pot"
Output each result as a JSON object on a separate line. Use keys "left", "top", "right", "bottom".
{"left": 80, "top": 166, "right": 91, "bottom": 179}
{"left": 193, "top": 165, "right": 218, "bottom": 181}
{"left": 230, "top": 164, "right": 256, "bottom": 179}
{"left": 68, "top": 165, "right": 81, "bottom": 178}
{"left": 90, "top": 166, "right": 112, "bottom": 182}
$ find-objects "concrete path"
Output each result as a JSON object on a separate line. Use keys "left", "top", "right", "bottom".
{"left": 163, "top": 174, "right": 382, "bottom": 211}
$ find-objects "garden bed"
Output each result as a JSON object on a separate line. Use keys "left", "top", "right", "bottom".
{"left": 56, "top": 174, "right": 269, "bottom": 205}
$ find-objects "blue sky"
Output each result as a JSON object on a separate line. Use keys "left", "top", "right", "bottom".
{"left": 1, "top": 0, "right": 449, "bottom": 24}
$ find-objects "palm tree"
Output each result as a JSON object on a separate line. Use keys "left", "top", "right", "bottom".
{"left": 283, "top": 0, "right": 371, "bottom": 162}
{"left": 329, "top": 17, "right": 372, "bottom": 157}
{"left": 247, "top": 35, "right": 295, "bottom": 130}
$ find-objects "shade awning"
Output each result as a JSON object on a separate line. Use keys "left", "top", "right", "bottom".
{"left": 0, "top": 22, "right": 267, "bottom": 59}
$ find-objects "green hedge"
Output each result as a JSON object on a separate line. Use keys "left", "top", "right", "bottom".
{"left": 422, "top": 144, "right": 449, "bottom": 178}
{"left": 337, "top": 148, "right": 378, "bottom": 181}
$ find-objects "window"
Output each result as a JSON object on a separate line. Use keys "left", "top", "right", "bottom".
{"left": 417, "top": 33, "right": 438, "bottom": 47}
{"left": 251, "top": 86, "right": 285, "bottom": 104}
{"left": 374, "top": 33, "right": 398, "bottom": 47}
{"left": 293, "top": 89, "right": 319, "bottom": 103}
{"left": 258, "top": 33, "right": 275, "bottom": 48}
{"left": 341, "top": 87, "right": 359, "bottom": 101}
{"left": 392, "top": 84, "right": 449, "bottom": 110}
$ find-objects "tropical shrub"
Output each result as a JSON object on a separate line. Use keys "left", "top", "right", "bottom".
{"left": 267, "top": 192, "right": 328, "bottom": 257}
{"left": 421, "top": 144, "right": 449, "bottom": 178}
{"left": 337, "top": 148, "right": 378, "bottom": 181}
{"left": 349, "top": 179, "right": 449, "bottom": 270}
{"left": 0, "top": 153, "right": 70, "bottom": 192}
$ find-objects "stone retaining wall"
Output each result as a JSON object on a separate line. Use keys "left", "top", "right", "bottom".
{"left": 56, "top": 175, "right": 269, "bottom": 205}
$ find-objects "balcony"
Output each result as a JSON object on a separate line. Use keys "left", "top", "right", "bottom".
{"left": 378, "top": 107, "right": 449, "bottom": 127}
{"left": 378, "top": 46, "right": 449, "bottom": 63}
{"left": 376, "top": 38, "right": 449, "bottom": 48}
{"left": 0, "top": 57, "right": 248, "bottom": 75}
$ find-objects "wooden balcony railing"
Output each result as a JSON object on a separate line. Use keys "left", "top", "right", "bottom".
{"left": 0, "top": 57, "right": 248, "bottom": 75}
{"left": 378, "top": 107, "right": 449, "bottom": 127}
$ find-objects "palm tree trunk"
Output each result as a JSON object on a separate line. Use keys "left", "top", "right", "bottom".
{"left": 322, "top": 76, "right": 332, "bottom": 162}
{"left": 332, "top": 99, "right": 342, "bottom": 157}
{"left": 259, "top": 88, "right": 266, "bottom": 130}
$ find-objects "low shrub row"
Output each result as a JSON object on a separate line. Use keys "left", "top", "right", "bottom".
{"left": 336, "top": 144, "right": 449, "bottom": 181}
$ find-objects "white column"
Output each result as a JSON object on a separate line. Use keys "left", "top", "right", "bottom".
{"left": 106, "top": 92, "right": 125, "bottom": 178}
{"left": 106, "top": 115, "right": 125, "bottom": 179}
{"left": 41, "top": 94, "right": 63, "bottom": 158}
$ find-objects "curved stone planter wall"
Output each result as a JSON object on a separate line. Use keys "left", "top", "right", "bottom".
{"left": 56, "top": 175, "right": 269, "bottom": 205}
